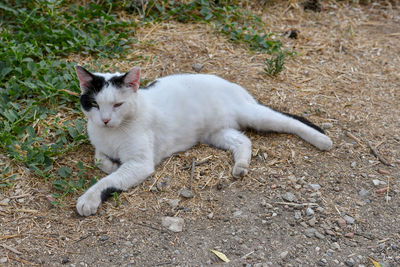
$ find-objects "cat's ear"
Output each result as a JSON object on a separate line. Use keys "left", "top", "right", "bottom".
{"left": 123, "top": 67, "right": 140, "bottom": 93}
{"left": 75, "top": 65, "right": 93, "bottom": 92}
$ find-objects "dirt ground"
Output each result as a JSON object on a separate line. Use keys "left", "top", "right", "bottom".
{"left": 1, "top": 1, "right": 400, "bottom": 266}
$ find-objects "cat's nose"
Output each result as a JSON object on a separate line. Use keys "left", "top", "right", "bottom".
{"left": 102, "top": 118, "right": 111, "bottom": 125}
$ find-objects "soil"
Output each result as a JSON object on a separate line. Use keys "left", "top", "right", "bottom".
{"left": 1, "top": 1, "right": 399, "bottom": 266}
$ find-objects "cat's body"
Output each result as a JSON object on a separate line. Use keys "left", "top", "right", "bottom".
{"left": 75, "top": 66, "right": 332, "bottom": 216}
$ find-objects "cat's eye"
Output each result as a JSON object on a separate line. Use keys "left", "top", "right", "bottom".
{"left": 113, "top": 102, "right": 123, "bottom": 108}
{"left": 91, "top": 101, "right": 99, "bottom": 108}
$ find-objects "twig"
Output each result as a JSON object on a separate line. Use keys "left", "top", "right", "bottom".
{"left": 346, "top": 131, "right": 364, "bottom": 147}
{"left": 9, "top": 194, "right": 30, "bottom": 199}
{"left": 189, "top": 158, "right": 195, "bottom": 191}
{"left": 368, "top": 142, "right": 391, "bottom": 166}
{"left": 8, "top": 255, "right": 40, "bottom": 266}
{"left": 274, "top": 202, "right": 319, "bottom": 207}
{"left": 0, "top": 234, "right": 20, "bottom": 241}
{"left": 1, "top": 244, "right": 22, "bottom": 255}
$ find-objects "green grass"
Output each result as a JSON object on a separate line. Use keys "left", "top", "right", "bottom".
{"left": 0, "top": 0, "right": 288, "bottom": 199}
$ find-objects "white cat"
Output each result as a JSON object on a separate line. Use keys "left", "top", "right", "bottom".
{"left": 74, "top": 66, "right": 332, "bottom": 216}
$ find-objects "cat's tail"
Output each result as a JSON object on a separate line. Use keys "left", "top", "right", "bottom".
{"left": 239, "top": 103, "right": 333, "bottom": 150}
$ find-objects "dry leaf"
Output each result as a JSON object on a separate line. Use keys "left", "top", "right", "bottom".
{"left": 368, "top": 257, "right": 383, "bottom": 267}
{"left": 210, "top": 249, "right": 230, "bottom": 263}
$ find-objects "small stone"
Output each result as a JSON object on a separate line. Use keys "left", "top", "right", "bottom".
{"left": 331, "top": 242, "right": 340, "bottom": 250}
{"left": 233, "top": 210, "right": 243, "bottom": 217}
{"left": 207, "top": 212, "right": 214, "bottom": 219}
{"left": 337, "top": 218, "right": 346, "bottom": 228}
{"left": 300, "top": 222, "right": 308, "bottom": 228}
{"left": 294, "top": 211, "right": 302, "bottom": 220}
{"left": 179, "top": 188, "right": 194, "bottom": 198}
{"left": 167, "top": 199, "right": 180, "bottom": 208}
{"left": 325, "top": 229, "right": 335, "bottom": 236}
{"left": 344, "top": 232, "right": 354, "bottom": 238}
{"left": 156, "top": 181, "right": 167, "bottom": 191}
{"left": 305, "top": 228, "right": 316, "bottom": 238}
{"left": 279, "top": 251, "right": 289, "bottom": 260}
{"left": 315, "top": 231, "right": 325, "bottom": 239}
{"left": 317, "top": 258, "right": 328, "bottom": 266}
{"left": 0, "top": 257, "right": 8, "bottom": 263}
{"left": 344, "top": 258, "right": 355, "bottom": 267}
{"left": 321, "top": 122, "right": 333, "bottom": 129}
{"left": 308, "top": 183, "right": 321, "bottom": 190}
{"left": 372, "top": 179, "right": 386, "bottom": 186}
{"left": 306, "top": 207, "right": 315, "bottom": 216}
{"left": 308, "top": 217, "right": 317, "bottom": 227}
{"left": 161, "top": 216, "right": 184, "bottom": 232}
{"left": 351, "top": 162, "right": 357, "bottom": 168}
{"left": 378, "top": 169, "right": 390, "bottom": 175}
{"left": 384, "top": 196, "right": 391, "bottom": 201}
{"left": 192, "top": 63, "right": 204, "bottom": 72}
{"left": 0, "top": 198, "right": 10, "bottom": 204}
{"left": 281, "top": 192, "right": 297, "bottom": 202}
{"left": 99, "top": 235, "right": 109, "bottom": 241}
{"left": 343, "top": 215, "right": 355, "bottom": 224}
{"left": 325, "top": 249, "right": 334, "bottom": 256}
{"left": 358, "top": 188, "right": 370, "bottom": 198}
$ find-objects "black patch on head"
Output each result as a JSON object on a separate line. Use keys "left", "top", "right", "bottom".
{"left": 281, "top": 112, "right": 325, "bottom": 134}
{"left": 80, "top": 74, "right": 106, "bottom": 112}
{"left": 140, "top": 80, "right": 158, "bottom": 90}
{"left": 109, "top": 73, "right": 127, "bottom": 88}
{"left": 100, "top": 187, "right": 122, "bottom": 202}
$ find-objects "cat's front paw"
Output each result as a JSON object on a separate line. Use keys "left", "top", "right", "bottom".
{"left": 76, "top": 190, "right": 102, "bottom": 216}
{"left": 232, "top": 162, "right": 249, "bottom": 178}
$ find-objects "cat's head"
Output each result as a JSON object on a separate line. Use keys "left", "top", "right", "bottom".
{"left": 75, "top": 66, "right": 140, "bottom": 128}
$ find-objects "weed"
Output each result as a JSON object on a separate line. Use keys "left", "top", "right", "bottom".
{"left": 264, "top": 52, "right": 286, "bottom": 76}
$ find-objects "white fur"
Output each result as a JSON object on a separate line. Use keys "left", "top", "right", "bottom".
{"left": 76, "top": 71, "right": 332, "bottom": 216}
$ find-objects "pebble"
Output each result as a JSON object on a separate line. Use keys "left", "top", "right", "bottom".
{"left": 331, "top": 242, "right": 341, "bottom": 250}
{"left": 337, "top": 218, "right": 347, "bottom": 228}
{"left": 343, "top": 215, "right": 355, "bottom": 224}
{"left": 351, "top": 162, "right": 357, "bottom": 168}
{"left": 344, "top": 232, "right": 354, "bottom": 238}
{"left": 317, "top": 258, "right": 328, "bottom": 266}
{"left": 279, "top": 250, "right": 289, "bottom": 260}
{"left": 192, "top": 63, "right": 204, "bottom": 72}
{"left": 315, "top": 231, "right": 325, "bottom": 239}
{"left": 0, "top": 198, "right": 10, "bottom": 204}
{"left": 308, "top": 217, "right": 317, "bottom": 227}
{"left": 161, "top": 216, "right": 184, "bottom": 232}
{"left": 321, "top": 122, "right": 333, "bottom": 129}
{"left": 294, "top": 211, "right": 302, "bottom": 220}
{"left": 305, "top": 228, "right": 316, "bottom": 238}
{"left": 207, "top": 212, "right": 214, "bottom": 219}
{"left": 358, "top": 188, "right": 370, "bottom": 198}
{"left": 306, "top": 207, "right": 315, "bottom": 216}
{"left": 372, "top": 179, "right": 386, "bottom": 186}
{"left": 344, "top": 258, "right": 355, "bottom": 267}
{"left": 233, "top": 210, "right": 243, "bottom": 217}
{"left": 308, "top": 183, "right": 321, "bottom": 190}
{"left": 99, "top": 235, "right": 109, "bottom": 241}
{"left": 378, "top": 169, "right": 390, "bottom": 175}
{"left": 0, "top": 257, "right": 8, "bottom": 263}
{"left": 167, "top": 199, "right": 180, "bottom": 208}
{"left": 281, "top": 192, "right": 297, "bottom": 202}
{"left": 179, "top": 188, "right": 194, "bottom": 198}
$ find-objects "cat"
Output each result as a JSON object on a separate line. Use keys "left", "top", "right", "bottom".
{"left": 74, "top": 66, "right": 332, "bottom": 216}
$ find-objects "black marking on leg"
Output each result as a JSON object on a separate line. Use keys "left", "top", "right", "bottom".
{"left": 100, "top": 187, "right": 122, "bottom": 202}
{"left": 281, "top": 112, "right": 325, "bottom": 134}
{"left": 105, "top": 154, "right": 122, "bottom": 166}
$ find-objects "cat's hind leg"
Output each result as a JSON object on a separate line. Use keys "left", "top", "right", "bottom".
{"left": 205, "top": 128, "right": 252, "bottom": 178}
